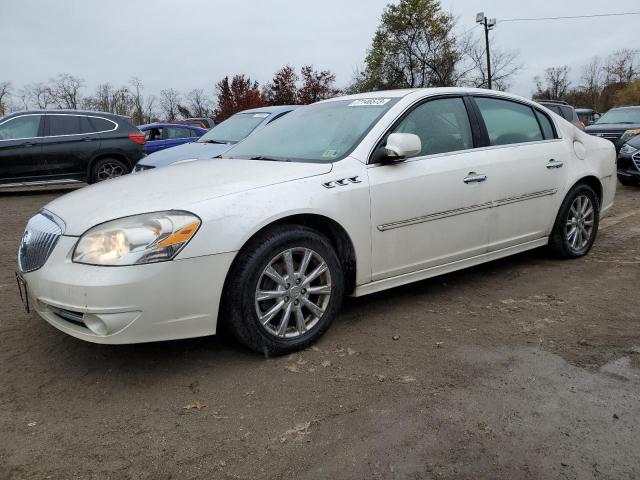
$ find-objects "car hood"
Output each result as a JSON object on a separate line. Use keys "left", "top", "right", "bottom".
{"left": 139, "top": 142, "right": 233, "bottom": 167}
{"left": 585, "top": 123, "right": 639, "bottom": 133}
{"left": 46, "top": 159, "right": 333, "bottom": 236}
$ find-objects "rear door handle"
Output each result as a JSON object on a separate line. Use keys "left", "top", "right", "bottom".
{"left": 82, "top": 137, "right": 95, "bottom": 142}
{"left": 464, "top": 172, "right": 487, "bottom": 184}
{"left": 546, "top": 159, "right": 564, "bottom": 169}
{"left": 21, "top": 141, "right": 35, "bottom": 148}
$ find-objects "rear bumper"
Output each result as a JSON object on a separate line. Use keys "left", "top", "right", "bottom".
{"left": 23, "top": 236, "right": 236, "bottom": 344}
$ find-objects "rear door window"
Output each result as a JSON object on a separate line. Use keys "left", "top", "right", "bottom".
{"left": 164, "top": 127, "right": 191, "bottom": 139}
{"left": 48, "top": 115, "right": 83, "bottom": 136}
{"left": 475, "top": 97, "right": 543, "bottom": 146}
{"left": 392, "top": 97, "right": 474, "bottom": 156}
{"left": 0, "top": 115, "right": 42, "bottom": 140}
{"left": 88, "top": 117, "right": 116, "bottom": 132}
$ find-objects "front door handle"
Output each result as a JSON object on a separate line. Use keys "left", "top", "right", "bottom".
{"left": 464, "top": 172, "right": 487, "bottom": 184}
{"left": 82, "top": 137, "right": 94, "bottom": 142}
{"left": 546, "top": 159, "right": 564, "bottom": 169}
{"left": 21, "top": 141, "right": 35, "bottom": 148}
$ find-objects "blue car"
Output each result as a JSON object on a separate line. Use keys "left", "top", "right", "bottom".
{"left": 133, "top": 106, "right": 297, "bottom": 171}
{"left": 138, "top": 123, "right": 208, "bottom": 154}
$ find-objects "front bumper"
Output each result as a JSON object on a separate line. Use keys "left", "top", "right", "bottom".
{"left": 617, "top": 154, "right": 640, "bottom": 178}
{"left": 22, "top": 236, "right": 236, "bottom": 344}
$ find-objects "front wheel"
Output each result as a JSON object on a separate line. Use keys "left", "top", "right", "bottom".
{"left": 221, "top": 225, "right": 345, "bottom": 355}
{"left": 548, "top": 184, "right": 600, "bottom": 258}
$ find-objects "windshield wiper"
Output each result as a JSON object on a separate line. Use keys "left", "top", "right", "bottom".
{"left": 250, "top": 155, "right": 289, "bottom": 162}
{"left": 201, "top": 139, "right": 226, "bottom": 144}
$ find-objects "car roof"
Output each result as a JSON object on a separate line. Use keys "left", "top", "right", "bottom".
{"left": 5, "top": 109, "right": 129, "bottom": 118}
{"left": 139, "top": 122, "right": 205, "bottom": 129}
{"left": 609, "top": 105, "right": 640, "bottom": 110}
{"left": 238, "top": 105, "right": 299, "bottom": 115}
{"left": 319, "top": 87, "right": 549, "bottom": 106}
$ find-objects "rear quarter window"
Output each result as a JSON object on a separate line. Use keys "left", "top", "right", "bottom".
{"left": 535, "top": 111, "right": 556, "bottom": 140}
{"left": 89, "top": 117, "right": 117, "bottom": 132}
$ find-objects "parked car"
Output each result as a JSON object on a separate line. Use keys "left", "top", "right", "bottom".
{"left": 617, "top": 134, "right": 640, "bottom": 186}
{"left": 17, "top": 88, "right": 616, "bottom": 355}
{"left": 537, "top": 100, "right": 584, "bottom": 129}
{"left": 138, "top": 123, "right": 207, "bottom": 154}
{"left": 576, "top": 108, "right": 600, "bottom": 126}
{"left": 176, "top": 118, "right": 216, "bottom": 129}
{"left": 0, "top": 110, "right": 145, "bottom": 187}
{"left": 134, "top": 105, "right": 297, "bottom": 171}
{"left": 585, "top": 106, "right": 640, "bottom": 151}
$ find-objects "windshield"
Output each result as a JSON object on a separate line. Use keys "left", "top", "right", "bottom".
{"left": 596, "top": 108, "right": 640, "bottom": 125}
{"left": 198, "top": 112, "right": 269, "bottom": 144}
{"left": 222, "top": 98, "right": 399, "bottom": 162}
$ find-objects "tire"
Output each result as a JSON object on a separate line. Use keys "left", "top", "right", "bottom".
{"left": 618, "top": 174, "right": 639, "bottom": 187}
{"left": 548, "top": 183, "right": 600, "bottom": 259}
{"left": 220, "top": 225, "right": 345, "bottom": 356}
{"left": 89, "top": 157, "right": 129, "bottom": 184}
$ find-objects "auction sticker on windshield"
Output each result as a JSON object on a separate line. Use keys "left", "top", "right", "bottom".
{"left": 348, "top": 98, "right": 391, "bottom": 107}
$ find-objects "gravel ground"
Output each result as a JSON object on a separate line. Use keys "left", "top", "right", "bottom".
{"left": 0, "top": 184, "right": 639, "bottom": 480}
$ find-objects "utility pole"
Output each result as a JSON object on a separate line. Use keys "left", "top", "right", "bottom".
{"left": 476, "top": 13, "right": 496, "bottom": 89}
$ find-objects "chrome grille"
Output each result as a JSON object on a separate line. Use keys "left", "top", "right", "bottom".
{"left": 633, "top": 152, "right": 640, "bottom": 171}
{"left": 18, "top": 211, "right": 65, "bottom": 273}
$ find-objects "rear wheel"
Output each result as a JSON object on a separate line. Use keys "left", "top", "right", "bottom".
{"left": 89, "top": 158, "right": 129, "bottom": 183}
{"left": 221, "top": 225, "right": 345, "bottom": 355}
{"left": 548, "top": 184, "right": 599, "bottom": 258}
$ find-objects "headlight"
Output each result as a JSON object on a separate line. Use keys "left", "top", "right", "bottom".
{"left": 620, "top": 129, "right": 640, "bottom": 143}
{"left": 620, "top": 144, "right": 639, "bottom": 155}
{"left": 73, "top": 211, "right": 200, "bottom": 266}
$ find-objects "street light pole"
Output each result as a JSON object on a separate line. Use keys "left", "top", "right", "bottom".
{"left": 476, "top": 13, "right": 496, "bottom": 90}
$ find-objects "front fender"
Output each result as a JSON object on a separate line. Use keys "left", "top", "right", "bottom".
{"left": 178, "top": 158, "right": 372, "bottom": 286}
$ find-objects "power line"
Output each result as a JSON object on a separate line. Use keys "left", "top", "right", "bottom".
{"left": 499, "top": 12, "right": 640, "bottom": 23}
{"left": 458, "top": 23, "right": 481, "bottom": 37}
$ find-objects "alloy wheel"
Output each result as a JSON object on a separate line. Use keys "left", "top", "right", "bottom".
{"left": 565, "top": 194, "right": 595, "bottom": 251}
{"left": 97, "top": 162, "right": 125, "bottom": 181}
{"left": 255, "top": 247, "right": 332, "bottom": 339}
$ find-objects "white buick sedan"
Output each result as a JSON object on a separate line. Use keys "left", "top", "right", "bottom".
{"left": 17, "top": 88, "right": 616, "bottom": 354}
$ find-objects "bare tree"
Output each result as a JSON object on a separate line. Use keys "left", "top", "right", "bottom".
{"left": 186, "top": 88, "right": 211, "bottom": 118}
{"left": 86, "top": 83, "right": 115, "bottom": 112}
{"left": 49, "top": 73, "right": 84, "bottom": 109}
{"left": 23, "top": 82, "right": 52, "bottom": 109}
{"left": 580, "top": 57, "right": 603, "bottom": 110}
{"left": 129, "top": 77, "right": 145, "bottom": 125}
{"left": 159, "top": 88, "right": 181, "bottom": 120}
{"left": 144, "top": 94, "right": 157, "bottom": 123}
{"left": 15, "top": 88, "right": 30, "bottom": 110}
{"left": 603, "top": 49, "right": 639, "bottom": 84}
{"left": 458, "top": 35, "right": 521, "bottom": 91}
{"left": 533, "top": 66, "right": 571, "bottom": 100}
{"left": 0, "top": 81, "right": 12, "bottom": 116}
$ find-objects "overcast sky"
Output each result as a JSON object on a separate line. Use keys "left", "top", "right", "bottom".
{"left": 1, "top": 0, "right": 639, "bottom": 100}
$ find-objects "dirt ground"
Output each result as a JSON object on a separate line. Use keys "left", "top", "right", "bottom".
{"left": 0, "top": 184, "right": 639, "bottom": 480}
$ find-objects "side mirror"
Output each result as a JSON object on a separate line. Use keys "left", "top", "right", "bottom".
{"left": 384, "top": 133, "right": 421, "bottom": 160}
